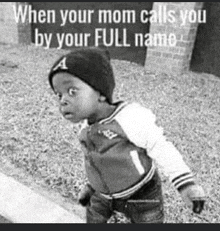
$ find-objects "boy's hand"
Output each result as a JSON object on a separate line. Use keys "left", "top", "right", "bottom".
{"left": 78, "top": 184, "right": 95, "bottom": 207}
{"left": 179, "top": 184, "right": 206, "bottom": 214}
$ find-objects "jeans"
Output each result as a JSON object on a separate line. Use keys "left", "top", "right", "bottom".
{"left": 86, "top": 171, "right": 164, "bottom": 223}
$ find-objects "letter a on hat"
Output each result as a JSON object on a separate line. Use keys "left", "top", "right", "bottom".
{"left": 53, "top": 57, "right": 68, "bottom": 71}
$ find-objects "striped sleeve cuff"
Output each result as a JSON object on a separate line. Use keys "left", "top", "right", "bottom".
{"left": 172, "top": 172, "right": 195, "bottom": 191}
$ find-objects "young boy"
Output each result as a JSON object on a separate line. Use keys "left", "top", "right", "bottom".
{"left": 48, "top": 46, "right": 206, "bottom": 223}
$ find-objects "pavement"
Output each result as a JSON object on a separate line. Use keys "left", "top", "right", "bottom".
{"left": 0, "top": 172, "right": 85, "bottom": 223}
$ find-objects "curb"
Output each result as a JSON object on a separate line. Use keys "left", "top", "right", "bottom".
{"left": 0, "top": 172, "right": 85, "bottom": 223}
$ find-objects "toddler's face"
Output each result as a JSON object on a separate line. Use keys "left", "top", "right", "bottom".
{"left": 52, "top": 72, "right": 100, "bottom": 124}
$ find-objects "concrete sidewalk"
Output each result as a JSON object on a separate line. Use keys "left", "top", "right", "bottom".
{"left": 0, "top": 172, "right": 85, "bottom": 223}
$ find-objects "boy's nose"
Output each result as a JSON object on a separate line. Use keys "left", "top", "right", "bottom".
{"left": 60, "top": 96, "right": 68, "bottom": 106}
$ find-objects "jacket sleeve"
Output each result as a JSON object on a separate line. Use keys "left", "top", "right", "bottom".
{"left": 115, "top": 103, "right": 195, "bottom": 191}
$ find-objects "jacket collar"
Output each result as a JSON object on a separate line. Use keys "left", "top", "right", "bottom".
{"left": 99, "top": 101, "right": 128, "bottom": 124}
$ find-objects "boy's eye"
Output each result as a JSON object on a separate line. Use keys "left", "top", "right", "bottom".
{"left": 68, "top": 88, "right": 77, "bottom": 96}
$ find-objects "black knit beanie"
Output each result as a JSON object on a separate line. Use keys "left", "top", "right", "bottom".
{"left": 48, "top": 46, "right": 115, "bottom": 104}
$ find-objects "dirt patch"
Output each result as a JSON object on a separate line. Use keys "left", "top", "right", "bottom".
{"left": 0, "top": 60, "right": 18, "bottom": 74}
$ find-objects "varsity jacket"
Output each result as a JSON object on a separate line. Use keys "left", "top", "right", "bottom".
{"left": 79, "top": 102, "right": 195, "bottom": 199}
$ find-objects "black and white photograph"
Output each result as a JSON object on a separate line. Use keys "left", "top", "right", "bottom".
{"left": 0, "top": 2, "right": 219, "bottom": 224}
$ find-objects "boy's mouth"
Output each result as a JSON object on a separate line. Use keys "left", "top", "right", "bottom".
{"left": 63, "top": 112, "right": 74, "bottom": 119}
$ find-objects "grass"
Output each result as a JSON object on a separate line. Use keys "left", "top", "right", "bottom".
{"left": 0, "top": 43, "right": 220, "bottom": 223}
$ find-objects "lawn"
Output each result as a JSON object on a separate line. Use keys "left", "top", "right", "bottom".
{"left": 0, "top": 43, "right": 219, "bottom": 223}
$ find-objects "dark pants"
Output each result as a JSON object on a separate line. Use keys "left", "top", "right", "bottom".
{"left": 86, "top": 171, "right": 164, "bottom": 223}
